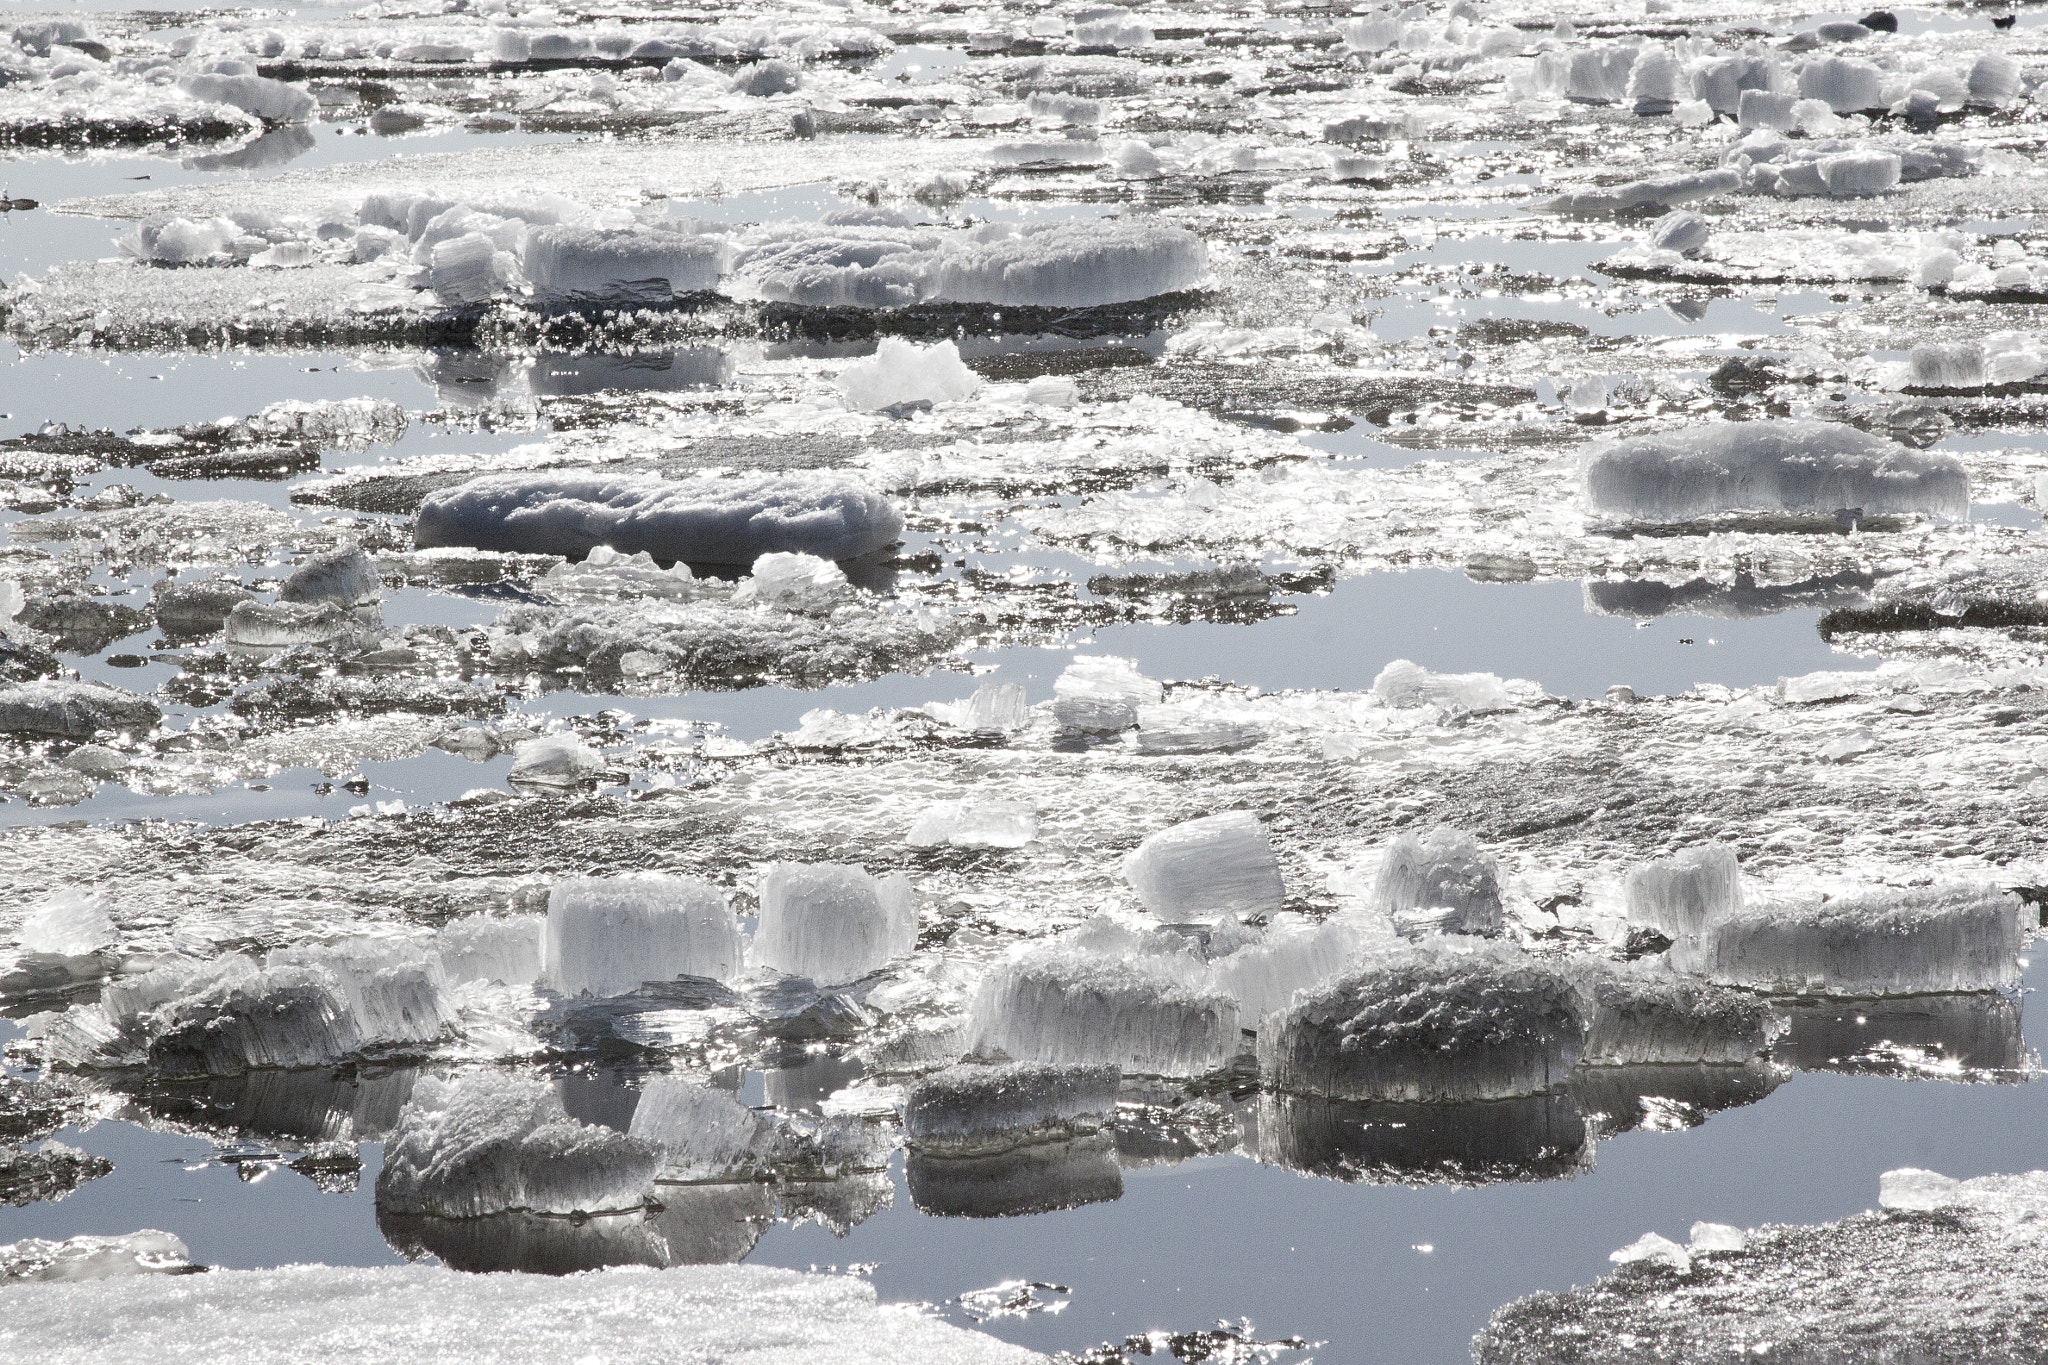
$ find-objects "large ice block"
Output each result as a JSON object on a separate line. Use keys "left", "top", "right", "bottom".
{"left": 627, "top": 1075, "right": 775, "bottom": 1181}
{"left": 522, "top": 225, "right": 726, "bottom": 305}
{"left": 265, "top": 938, "right": 456, "bottom": 1051}
{"left": 1624, "top": 842, "right": 1742, "bottom": 940}
{"left": 545, "top": 875, "right": 743, "bottom": 996}
{"left": 967, "top": 942, "right": 1240, "bottom": 1078}
{"left": 1051, "top": 655, "right": 1162, "bottom": 733}
{"left": 435, "top": 914, "right": 543, "bottom": 986}
{"left": 752, "top": 863, "right": 917, "bottom": 985}
{"left": 1371, "top": 826, "right": 1505, "bottom": 937}
{"left": 375, "top": 1072, "right": 661, "bottom": 1218}
{"left": 903, "top": 1061, "right": 1120, "bottom": 1157}
{"left": 1208, "top": 912, "right": 1378, "bottom": 1025}
{"left": 1120, "top": 811, "right": 1285, "bottom": 921}
{"left": 277, "top": 545, "right": 381, "bottom": 608}
{"left": 1668, "top": 883, "right": 2024, "bottom": 996}
{"left": 0, "top": 681, "right": 161, "bottom": 740}
{"left": 1565, "top": 960, "right": 1775, "bottom": 1066}
{"left": 1258, "top": 944, "right": 1584, "bottom": 1102}
{"left": 927, "top": 221, "right": 1205, "bottom": 307}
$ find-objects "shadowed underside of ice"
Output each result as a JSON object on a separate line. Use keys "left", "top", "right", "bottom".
{"left": 1669, "top": 884, "right": 2024, "bottom": 996}
{"left": 375, "top": 1072, "right": 660, "bottom": 1218}
{"left": 414, "top": 472, "right": 903, "bottom": 565}
{"left": 1259, "top": 945, "right": 1584, "bottom": 1103}
{"left": 1583, "top": 421, "right": 1969, "bottom": 523}
{"left": 545, "top": 875, "right": 742, "bottom": 996}
{"left": 1476, "top": 1169, "right": 2048, "bottom": 1364}
{"left": 752, "top": 863, "right": 917, "bottom": 985}
{"left": 1120, "top": 811, "right": 1285, "bottom": 921}
{"left": 904, "top": 1061, "right": 1120, "bottom": 1157}
{"left": 0, "top": 1261, "right": 1044, "bottom": 1363}
{"left": 969, "top": 942, "right": 1240, "bottom": 1078}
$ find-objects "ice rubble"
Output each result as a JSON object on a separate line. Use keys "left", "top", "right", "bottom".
{"left": 1582, "top": 421, "right": 1970, "bottom": 523}
{"left": 903, "top": 1061, "right": 1120, "bottom": 1157}
{"left": 1371, "top": 826, "right": 1505, "bottom": 938}
{"left": 1624, "top": 843, "right": 1743, "bottom": 941}
{"left": 375, "top": 1072, "right": 660, "bottom": 1218}
{"left": 1669, "top": 884, "right": 2024, "bottom": 996}
{"left": 1121, "top": 811, "right": 1285, "bottom": 921}
{"left": 969, "top": 939, "right": 1240, "bottom": 1077}
{"left": 1476, "top": 1169, "right": 2048, "bottom": 1364}
{"left": 545, "top": 875, "right": 743, "bottom": 996}
{"left": 1053, "top": 654, "right": 1162, "bottom": 733}
{"left": 16, "top": 890, "right": 115, "bottom": 959}
{"left": 1, "top": 1230, "right": 192, "bottom": 1283}
{"left": 414, "top": 472, "right": 903, "bottom": 565}
{"left": 837, "top": 339, "right": 981, "bottom": 412}
{"left": 0, "top": 1262, "right": 1044, "bottom": 1363}
{"left": 0, "top": 680, "right": 161, "bottom": 739}
{"left": 907, "top": 802, "right": 1038, "bottom": 849}
{"left": 752, "top": 864, "right": 917, "bottom": 985}
{"left": 1258, "top": 944, "right": 1585, "bottom": 1103}
{"left": 1371, "top": 660, "right": 1513, "bottom": 713}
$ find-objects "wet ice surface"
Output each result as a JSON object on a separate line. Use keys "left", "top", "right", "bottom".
{"left": 7, "top": 1, "right": 2048, "bottom": 1361}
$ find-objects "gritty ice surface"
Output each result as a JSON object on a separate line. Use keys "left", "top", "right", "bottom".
{"left": 752, "top": 863, "right": 916, "bottom": 985}
{"left": 545, "top": 875, "right": 742, "bottom": 996}
{"left": 969, "top": 940, "right": 1240, "bottom": 1078}
{"left": 903, "top": 1061, "right": 1119, "bottom": 1157}
{"left": 1120, "top": 811, "right": 1285, "bottom": 922}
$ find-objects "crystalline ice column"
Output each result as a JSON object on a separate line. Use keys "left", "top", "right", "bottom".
{"left": 969, "top": 943, "right": 1240, "bottom": 1077}
{"left": 1120, "top": 811, "right": 1285, "bottom": 920}
{"left": 752, "top": 864, "right": 916, "bottom": 985}
{"left": 1624, "top": 842, "right": 1742, "bottom": 940}
{"left": 1372, "top": 827, "right": 1505, "bottom": 936}
{"left": 546, "top": 875, "right": 743, "bottom": 996}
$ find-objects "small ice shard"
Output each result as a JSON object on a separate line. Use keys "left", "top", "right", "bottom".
{"left": 1545, "top": 169, "right": 1742, "bottom": 215}
{"left": 1, "top": 1230, "right": 192, "bottom": 1283}
{"left": 16, "top": 889, "right": 115, "bottom": 958}
{"left": 522, "top": 225, "right": 726, "bottom": 305}
{"left": 1669, "top": 884, "right": 2024, "bottom": 996}
{"left": 1209, "top": 913, "right": 1377, "bottom": 1025}
{"left": 1624, "top": 843, "right": 1742, "bottom": 941}
{"left": 506, "top": 735, "right": 606, "bottom": 789}
{"left": 435, "top": 914, "right": 543, "bottom": 986}
{"left": 1257, "top": 944, "right": 1583, "bottom": 1102}
{"left": 179, "top": 73, "right": 316, "bottom": 122}
{"left": 1880, "top": 1166, "right": 1961, "bottom": 1211}
{"left": 1689, "top": 1221, "right": 1747, "bottom": 1253}
{"left": 1372, "top": 827, "right": 1504, "bottom": 937}
{"left": 545, "top": 875, "right": 742, "bottom": 995}
{"left": 1647, "top": 211, "right": 1708, "bottom": 257}
{"left": 838, "top": 338, "right": 981, "bottom": 411}
{"left": 968, "top": 942, "right": 1240, "bottom": 1077}
{"left": 1798, "top": 56, "right": 1885, "bottom": 113}
{"left": 752, "top": 864, "right": 917, "bottom": 985}
{"left": 907, "top": 802, "right": 1038, "bottom": 849}
{"left": 1119, "top": 811, "right": 1285, "bottom": 922}
{"left": 414, "top": 471, "right": 904, "bottom": 565}
{"left": 627, "top": 1075, "right": 775, "bottom": 1181}
{"left": 278, "top": 545, "right": 382, "bottom": 608}
{"left": 1566, "top": 960, "right": 1774, "bottom": 1066}
{"left": 153, "top": 576, "right": 255, "bottom": 634}
{"left": 903, "top": 1061, "right": 1119, "bottom": 1156}
{"left": 1052, "top": 655, "right": 1162, "bottom": 733}
{"left": 1610, "top": 1231, "right": 1691, "bottom": 1274}
{"left": 1132, "top": 702, "right": 1264, "bottom": 755}
{"left": 1582, "top": 420, "right": 1969, "bottom": 522}
{"left": 0, "top": 680, "right": 161, "bottom": 740}
{"left": 730, "top": 552, "right": 847, "bottom": 608}
{"left": 1372, "top": 659, "right": 1512, "bottom": 712}
{"left": 376, "top": 1073, "right": 660, "bottom": 1218}
{"left": 1908, "top": 343, "right": 1987, "bottom": 390}
{"left": 224, "top": 600, "right": 357, "bottom": 647}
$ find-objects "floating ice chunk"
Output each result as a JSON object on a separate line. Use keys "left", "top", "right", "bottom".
{"left": 16, "top": 889, "right": 115, "bottom": 958}
{"left": 928, "top": 221, "right": 1204, "bottom": 307}
{"left": 1880, "top": 1166, "right": 1961, "bottom": 1211}
{"left": 435, "top": 914, "right": 543, "bottom": 986}
{"left": 1817, "top": 150, "right": 1900, "bottom": 196}
{"left": 1546, "top": 168, "right": 1743, "bottom": 215}
{"left": 732, "top": 59, "right": 802, "bottom": 96}
{"left": 1258, "top": 944, "right": 1583, "bottom": 1101}
{"left": 1610, "top": 1231, "right": 1691, "bottom": 1274}
{"left": 1372, "top": 659, "right": 1512, "bottom": 712}
{"left": 179, "top": 73, "right": 315, "bottom": 122}
{"left": 1798, "top": 56, "right": 1885, "bottom": 112}
{"left": 628, "top": 1075, "right": 774, "bottom": 1180}
{"left": 1673, "top": 98, "right": 1713, "bottom": 126}
{"left": 1624, "top": 843, "right": 1742, "bottom": 941}
{"left": 545, "top": 875, "right": 742, "bottom": 996}
{"left": 522, "top": 226, "right": 726, "bottom": 305}
{"left": 969, "top": 942, "right": 1240, "bottom": 1077}
{"left": 1669, "top": 884, "right": 2024, "bottom": 996}
{"left": 61, "top": 745, "right": 128, "bottom": 782}
{"left": 1648, "top": 211, "right": 1708, "bottom": 257}
{"left": 1121, "top": 811, "right": 1285, "bottom": 921}
{"left": 1324, "top": 111, "right": 1413, "bottom": 143}
{"left": 904, "top": 1061, "right": 1119, "bottom": 1156}
{"left": 838, "top": 339, "right": 981, "bottom": 411}
{"left": 1132, "top": 702, "right": 1264, "bottom": 754}
{"left": 1111, "top": 141, "right": 1164, "bottom": 178}
{"left": 730, "top": 552, "right": 847, "bottom": 608}
{"left": 135, "top": 959, "right": 361, "bottom": 1075}
{"left": 1908, "top": 342, "right": 1986, "bottom": 390}
{"left": 1970, "top": 54, "right": 2022, "bottom": 107}
{"left": 506, "top": 734, "right": 606, "bottom": 789}
{"left": 1566, "top": 46, "right": 1636, "bottom": 103}
{"left": 1582, "top": 420, "right": 1969, "bottom": 522}
{"left": 1371, "top": 827, "right": 1503, "bottom": 936}
{"left": 1692, "top": 55, "right": 1786, "bottom": 116}
{"left": 753, "top": 864, "right": 917, "bottom": 985}
{"left": 1689, "top": 1221, "right": 1748, "bottom": 1253}
{"left": 1626, "top": 47, "right": 1686, "bottom": 109}
{"left": 926, "top": 680, "right": 1031, "bottom": 733}
{"left": 225, "top": 600, "right": 357, "bottom": 647}
{"left": 278, "top": 545, "right": 381, "bottom": 608}
{"left": 1738, "top": 89, "right": 1798, "bottom": 131}
{"left": 415, "top": 472, "right": 904, "bottom": 565}
{"left": 376, "top": 1072, "right": 659, "bottom": 1217}
{"left": 0, "top": 680, "right": 161, "bottom": 740}
{"left": 1074, "top": 16, "right": 1151, "bottom": 47}
{"left": 1209, "top": 913, "right": 1377, "bottom": 1025}
{"left": 1567, "top": 960, "right": 1774, "bottom": 1066}
{"left": 426, "top": 232, "right": 524, "bottom": 306}
{"left": 907, "top": 802, "right": 1038, "bottom": 849}
{"left": 1027, "top": 92, "right": 1101, "bottom": 126}
{"left": 1, "top": 1230, "right": 191, "bottom": 1283}
{"left": 1052, "top": 655, "right": 1161, "bottom": 733}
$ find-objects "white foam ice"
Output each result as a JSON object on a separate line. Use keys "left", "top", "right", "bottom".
{"left": 277, "top": 545, "right": 381, "bottom": 608}
{"left": 1372, "top": 827, "right": 1505, "bottom": 937}
{"left": 1689, "top": 1221, "right": 1748, "bottom": 1254}
{"left": 907, "top": 802, "right": 1038, "bottom": 849}
{"left": 967, "top": 939, "right": 1240, "bottom": 1078}
{"left": 414, "top": 471, "right": 904, "bottom": 565}
{"left": 1582, "top": 421, "right": 1970, "bottom": 523}
{"left": 837, "top": 338, "right": 981, "bottom": 411}
{"left": 752, "top": 864, "right": 917, "bottom": 985}
{"left": 178, "top": 72, "right": 315, "bottom": 122}
{"left": 375, "top": 1072, "right": 660, "bottom": 1217}
{"left": 1052, "top": 654, "right": 1161, "bottom": 734}
{"left": 1624, "top": 843, "right": 1742, "bottom": 941}
{"left": 1668, "top": 883, "right": 2024, "bottom": 996}
{"left": 903, "top": 1061, "right": 1119, "bottom": 1157}
{"left": 1120, "top": 811, "right": 1285, "bottom": 921}
{"left": 545, "top": 875, "right": 743, "bottom": 996}
{"left": 1, "top": 1230, "right": 192, "bottom": 1284}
